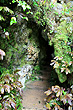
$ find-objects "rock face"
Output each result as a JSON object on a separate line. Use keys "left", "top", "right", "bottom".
{"left": 17, "top": 64, "right": 33, "bottom": 88}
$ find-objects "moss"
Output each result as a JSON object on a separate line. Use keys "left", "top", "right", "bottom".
{"left": 52, "top": 20, "right": 72, "bottom": 84}
{"left": 56, "top": 69, "right": 67, "bottom": 83}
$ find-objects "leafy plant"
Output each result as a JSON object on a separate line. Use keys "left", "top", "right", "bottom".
{"left": 44, "top": 85, "right": 73, "bottom": 110}
{"left": 0, "top": 6, "right": 14, "bottom": 21}
{"left": 30, "top": 74, "right": 38, "bottom": 81}
{"left": 50, "top": 56, "right": 72, "bottom": 75}
{"left": 10, "top": 17, "right": 17, "bottom": 25}
{"left": 50, "top": 19, "right": 73, "bottom": 84}
{"left": 33, "top": 65, "right": 40, "bottom": 74}
{"left": 0, "top": 70, "right": 23, "bottom": 110}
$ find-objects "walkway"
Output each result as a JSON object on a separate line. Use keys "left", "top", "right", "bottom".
{"left": 22, "top": 66, "right": 52, "bottom": 110}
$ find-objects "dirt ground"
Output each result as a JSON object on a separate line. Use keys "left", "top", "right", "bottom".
{"left": 22, "top": 66, "right": 52, "bottom": 110}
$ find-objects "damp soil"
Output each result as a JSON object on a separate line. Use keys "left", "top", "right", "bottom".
{"left": 22, "top": 66, "right": 53, "bottom": 110}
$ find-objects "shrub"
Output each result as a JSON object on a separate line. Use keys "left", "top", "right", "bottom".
{"left": 0, "top": 70, "right": 23, "bottom": 110}
{"left": 44, "top": 85, "right": 73, "bottom": 110}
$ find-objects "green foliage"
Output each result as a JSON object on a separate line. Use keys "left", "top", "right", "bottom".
{"left": 31, "top": 0, "right": 73, "bottom": 85}
{"left": 17, "top": 0, "right": 31, "bottom": 11}
{"left": 50, "top": 20, "right": 73, "bottom": 84}
{"left": 0, "top": 6, "right": 14, "bottom": 14}
{"left": 44, "top": 85, "right": 73, "bottom": 110}
{"left": 0, "top": 15, "right": 5, "bottom": 21}
{"left": 0, "top": 0, "right": 31, "bottom": 28}
{"left": 0, "top": 70, "right": 23, "bottom": 110}
{"left": 50, "top": 55, "right": 72, "bottom": 83}
{"left": 10, "top": 17, "right": 17, "bottom": 25}
{"left": 12, "top": 0, "right": 16, "bottom": 3}
{"left": 33, "top": 65, "right": 40, "bottom": 74}
{"left": 30, "top": 74, "right": 38, "bottom": 81}
{"left": 0, "top": 6, "right": 14, "bottom": 21}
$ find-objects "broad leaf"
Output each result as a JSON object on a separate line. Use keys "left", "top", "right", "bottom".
{"left": 44, "top": 89, "right": 52, "bottom": 96}
{"left": 4, "top": 84, "right": 11, "bottom": 93}
{"left": 46, "top": 103, "right": 51, "bottom": 109}
{"left": 1, "top": 86, "right": 4, "bottom": 94}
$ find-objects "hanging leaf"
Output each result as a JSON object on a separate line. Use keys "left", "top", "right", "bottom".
{"left": 0, "top": 86, "right": 4, "bottom": 94}
{"left": 12, "top": 0, "right": 16, "bottom": 3}
{"left": 4, "top": 7, "right": 9, "bottom": 12}
{"left": 0, "top": 15, "right": 5, "bottom": 21}
{"left": 9, "top": 99, "right": 16, "bottom": 110}
{"left": 5, "top": 32, "right": 9, "bottom": 39}
{"left": 10, "top": 17, "right": 17, "bottom": 25}
{"left": 23, "top": 17, "right": 28, "bottom": 21}
{"left": 52, "top": 85, "right": 60, "bottom": 93}
{"left": 4, "top": 102, "right": 11, "bottom": 109}
{"left": 3, "top": 7, "right": 14, "bottom": 14}
{"left": 0, "top": 49, "right": 5, "bottom": 60}
{"left": 50, "top": 62, "right": 55, "bottom": 66}
{"left": 44, "top": 89, "right": 52, "bottom": 96}
{"left": 61, "top": 68, "right": 65, "bottom": 72}
{"left": 0, "top": 7, "right": 3, "bottom": 11}
{"left": 69, "top": 61, "right": 72, "bottom": 65}
{"left": 56, "top": 90, "right": 61, "bottom": 97}
{"left": 4, "top": 84, "right": 11, "bottom": 93}
{"left": 66, "top": 68, "right": 70, "bottom": 75}
{"left": 53, "top": 62, "right": 59, "bottom": 68}
{"left": 26, "top": 5, "right": 31, "bottom": 9}
{"left": 3, "top": 95, "right": 9, "bottom": 99}
{"left": 46, "top": 103, "right": 51, "bottom": 109}
{"left": 4, "top": 78, "right": 10, "bottom": 83}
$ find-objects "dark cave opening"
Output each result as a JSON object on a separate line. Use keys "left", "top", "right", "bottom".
{"left": 38, "top": 28, "right": 54, "bottom": 67}
{"left": 27, "top": 20, "right": 54, "bottom": 67}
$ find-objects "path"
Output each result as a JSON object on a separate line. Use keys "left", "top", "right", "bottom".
{"left": 22, "top": 66, "right": 52, "bottom": 110}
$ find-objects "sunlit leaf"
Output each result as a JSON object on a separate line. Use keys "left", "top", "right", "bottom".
{"left": 54, "top": 56, "right": 58, "bottom": 60}
{"left": 44, "top": 89, "right": 52, "bottom": 96}
{"left": 53, "top": 62, "right": 59, "bottom": 68}
{"left": 1, "top": 86, "right": 4, "bottom": 94}
{"left": 69, "top": 61, "right": 72, "bottom": 65}
{"left": 68, "top": 106, "right": 72, "bottom": 110}
{"left": 23, "top": 17, "right": 28, "bottom": 21}
{"left": 4, "top": 84, "right": 11, "bottom": 93}
{"left": 47, "top": 95, "right": 55, "bottom": 102}
{"left": 61, "top": 68, "right": 65, "bottom": 72}
{"left": 26, "top": 5, "right": 31, "bottom": 9}
{"left": 4, "top": 102, "right": 11, "bottom": 109}
{"left": 56, "top": 90, "right": 60, "bottom": 97}
{"left": 9, "top": 99, "right": 16, "bottom": 110}
{"left": 50, "top": 62, "right": 55, "bottom": 66}
{"left": 4, "top": 7, "right": 9, "bottom": 12}
{"left": 10, "top": 17, "right": 17, "bottom": 25}
{"left": 52, "top": 85, "right": 60, "bottom": 93}
{"left": 62, "top": 64, "right": 66, "bottom": 67}
{"left": 5, "top": 32, "right": 9, "bottom": 39}
{"left": 4, "top": 78, "right": 9, "bottom": 83}
{"left": 0, "top": 103, "right": 2, "bottom": 109}
{"left": 3, "top": 95, "right": 9, "bottom": 99}
{"left": 12, "top": 0, "right": 16, "bottom": 3}
{"left": 0, "top": 7, "right": 3, "bottom": 11}
{"left": 46, "top": 103, "right": 51, "bottom": 109}
{"left": 0, "top": 49, "right": 5, "bottom": 60}
{"left": 66, "top": 68, "right": 70, "bottom": 75}
{"left": 10, "top": 94, "right": 15, "bottom": 98}
{"left": 68, "top": 99, "right": 72, "bottom": 105}
{"left": 3, "top": 7, "right": 14, "bottom": 14}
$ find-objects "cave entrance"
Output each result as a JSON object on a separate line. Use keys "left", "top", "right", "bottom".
{"left": 38, "top": 30, "right": 54, "bottom": 68}
{"left": 27, "top": 20, "right": 54, "bottom": 68}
